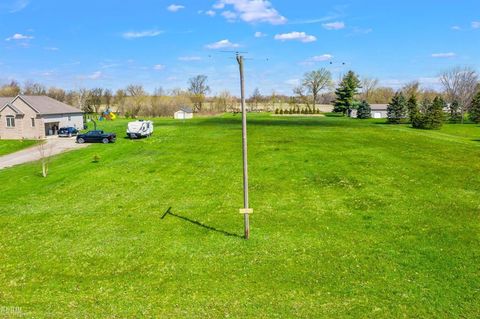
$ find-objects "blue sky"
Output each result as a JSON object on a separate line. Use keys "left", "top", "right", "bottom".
{"left": 0, "top": 0, "right": 479, "bottom": 95}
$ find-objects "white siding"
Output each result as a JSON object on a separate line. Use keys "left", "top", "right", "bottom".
{"left": 174, "top": 111, "right": 193, "bottom": 120}
{"left": 41, "top": 114, "right": 84, "bottom": 130}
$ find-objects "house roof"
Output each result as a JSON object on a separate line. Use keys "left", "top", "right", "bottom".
{"left": 178, "top": 107, "right": 193, "bottom": 113}
{"left": 0, "top": 103, "right": 24, "bottom": 115}
{"left": 370, "top": 104, "right": 388, "bottom": 111}
{"left": 0, "top": 97, "right": 12, "bottom": 107}
{"left": 16, "top": 95, "right": 83, "bottom": 115}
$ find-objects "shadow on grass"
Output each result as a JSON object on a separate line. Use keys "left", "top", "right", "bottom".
{"left": 161, "top": 207, "right": 244, "bottom": 239}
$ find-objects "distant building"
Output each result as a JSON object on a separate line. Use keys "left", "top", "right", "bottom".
{"left": 174, "top": 107, "right": 194, "bottom": 120}
{"left": 0, "top": 95, "right": 84, "bottom": 139}
{"left": 350, "top": 104, "right": 389, "bottom": 119}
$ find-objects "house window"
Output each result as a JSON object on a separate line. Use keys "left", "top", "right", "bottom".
{"left": 6, "top": 116, "right": 15, "bottom": 128}
{"left": 68, "top": 116, "right": 71, "bottom": 121}
{"left": 31, "top": 118, "right": 35, "bottom": 127}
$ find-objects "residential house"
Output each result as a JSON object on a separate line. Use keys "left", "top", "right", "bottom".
{"left": 0, "top": 95, "right": 84, "bottom": 139}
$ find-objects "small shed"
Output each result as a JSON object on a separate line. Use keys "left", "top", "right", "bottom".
{"left": 350, "top": 104, "right": 389, "bottom": 119}
{"left": 174, "top": 107, "right": 194, "bottom": 120}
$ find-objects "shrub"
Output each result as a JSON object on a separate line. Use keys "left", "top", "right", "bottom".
{"left": 274, "top": 109, "right": 279, "bottom": 114}
{"left": 407, "top": 95, "right": 419, "bottom": 123}
{"left": 449, "top": 101, "right": 462, "bottom": 123}
{"left": 469, "top": 91, "right": 480, "bottom": 123}
{"left": 357, "top": 101, "right": 372, "bottom": 119}
{"left": 412, "top": 96, "right": 445, "bottom": 130}
{"left": 387, "top": 92, "right": 407, "bottom": 124}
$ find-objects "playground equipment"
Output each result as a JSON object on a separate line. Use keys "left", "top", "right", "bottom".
{"left": 99, "top": 108, "right": 117, "bottom": 121}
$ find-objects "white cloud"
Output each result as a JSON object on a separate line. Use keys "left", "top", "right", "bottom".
{"left": 122, "top": 29, "right": 163, "bottom": 39}
{"left": 451, "top": 25, "right": 461, "bottom": 31}
{"left": 322, "top": 21, "right": 345, "bottom": 30}
{"left": 89, "top": 71, "right": 103, "bottom": 80}
{"left": 472, "top": 21, "right": 480, "bottom": 29}
{"left": 351, "top": 27, "right": 373, "bottom": 35}
{"left": 9, "top": 0, "right": 29, "bottom": 13}
{"left": 167, "top": 4, "right": 185, "bottom": 12}
{"left": 205, "top": 39, "right": 240, "bottom": 49}
{"left": 309, "top": 54, "right": 334, "bottom": 62}
{"left": 254, "top": 31, "right": 267, "bottom": 38}
{"left": 221, "top": 10, "right": 237, "bottom": 21}
{"left": 153, "top": 64, "right": 165, "bottom": 71}
{"left": 44, "top": 47, "right": 59, "bottom": 51}
{"left": 431, "top": 52, "right": 456, "bottom": 58}
{"left": 214, "top": 0, "right": 287, "bottom": 25}
{"left": 274, "top": 32, "right": 316, "bottom": 43}
{"left": 205, "top": 10, "right": 216, "bottom": 17}
{"left": 178, "top": 56, "right": 202, "bottom": 61}
{"left": 82, "top": 71, "right": 103, "bottom": 80}
{"left": 285, "top": 78, "right": 300, "bottom": 86}
{"left": 5, "top": 33, "right": 33, "bottom": 41}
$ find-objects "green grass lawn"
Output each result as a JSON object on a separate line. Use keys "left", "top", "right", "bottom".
{"left": 0, "top": 115, "right": 479, "bottom": 318}
{"left": 0, "top": 139, "right": 38, "bottom": 156}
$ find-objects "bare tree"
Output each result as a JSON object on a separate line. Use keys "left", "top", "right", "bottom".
{"left": 269, "top": 90, "right": 279, "bottom": 112}
{"left": 293, "top": 86, "right": 310, "bottom": 110}
{"left": 214, "top": 90, "right": 236, "bottom": 112}
{"left": 126, "top": 85, "right": 147, "bottom": 118}
{"left": 47, "top": 87, "right": 66, "bottom": 102}
{"left": 440, "top": 66, "right": 479, "bottom": 123}
{"left": 114, "top": 89, "right": 127, "bottom": 114}
{"left": 37, "top": 140, "right": 52, "bottom": 178}
{"left": 402, "top": 81, "right": 421, "bottom": 98}
{"left": 188, "top": 75, "right": 210, "bottom": 112}
{"left": 302, "top": 68, "right": 333, "bottom": 111}
{"left": 88, "top": 88, "right": 103, "bottom": 114}
{"left": 0, "top": 80, "right": 21, "bottom": 97}
{"left": 75, "top": 89, "right": 91, "bottom": 112}
{"left": 249, "top": 88, "right": 262, "bottom": 110}
{"left": 23, "top": 81, "right": 47, "bottom": 95}
{"left": 361, "top": 77, "right": 379, "bottom": 101}
{"left": 103, "top": 89, "right": 113, "bottom": 107}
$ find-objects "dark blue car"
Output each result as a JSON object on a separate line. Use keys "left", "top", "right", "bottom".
{"left": 58, "top": 127, "right": 79, "bottom": 137}
{"left": 76, "top": 130, "right": 116, "bottom": 144}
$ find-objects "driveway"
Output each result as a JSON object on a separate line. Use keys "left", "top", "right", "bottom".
{"left": 0, "top": 137, "right": 88, "bottom": 170}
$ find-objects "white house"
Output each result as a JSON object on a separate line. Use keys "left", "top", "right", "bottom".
{"left": 174, "top": 107, "right": 194, "bottom": 120}
{"left": 0, "top": 95, "right": 84, "bottom": 139}
{"left": 350, "top": 104, "right": 389, "bottom": 119}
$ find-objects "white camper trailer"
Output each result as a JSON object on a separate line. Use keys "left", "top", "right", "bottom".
{"left": 127, "top": 120, "right": 153, "bottom": 139}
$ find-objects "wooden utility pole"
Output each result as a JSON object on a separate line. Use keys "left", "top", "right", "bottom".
{"left": 236, "top": 53, "right": 251, "bottom": 240}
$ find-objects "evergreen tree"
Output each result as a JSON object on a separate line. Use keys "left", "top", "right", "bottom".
{"left": 356, "top": 100, "right": 372, "bottom": 119}
{"left": 333, "top": 71, "right": 361, "bottom": 116}
{"left": 387, "top": 92, "right": 407, "bottom": 124}
{"left": 469, "top": 91, "right": 480, "bottom": 123}
{"left": 412, "top": 97, "right": 445, "bottom": 129}
{"left": 425, "top": 96, "right": 445, "bottom": 129}
{"left": 407, "top": 95, "right": 420, "bottom": 124}
{"left": 449, "top": 100, "right": 462, "bottom": 123}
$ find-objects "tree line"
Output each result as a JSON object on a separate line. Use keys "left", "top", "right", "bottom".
{"left": 327, "top": 66, "right": 480, "bottom": 129}
{"left": 0, "top": 76, "right": 231, "bottom": 117}
{"left": 1, "top": 66, "right": 478, "bottom": 122}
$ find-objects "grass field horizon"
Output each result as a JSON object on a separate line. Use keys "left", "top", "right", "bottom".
{"left": 1, "top": 114, "right": 479, "bottom": 318}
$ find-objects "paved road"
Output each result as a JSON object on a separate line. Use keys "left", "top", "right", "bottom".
{"left": 0, "top": 137, "right": 88, "bottom": 170}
